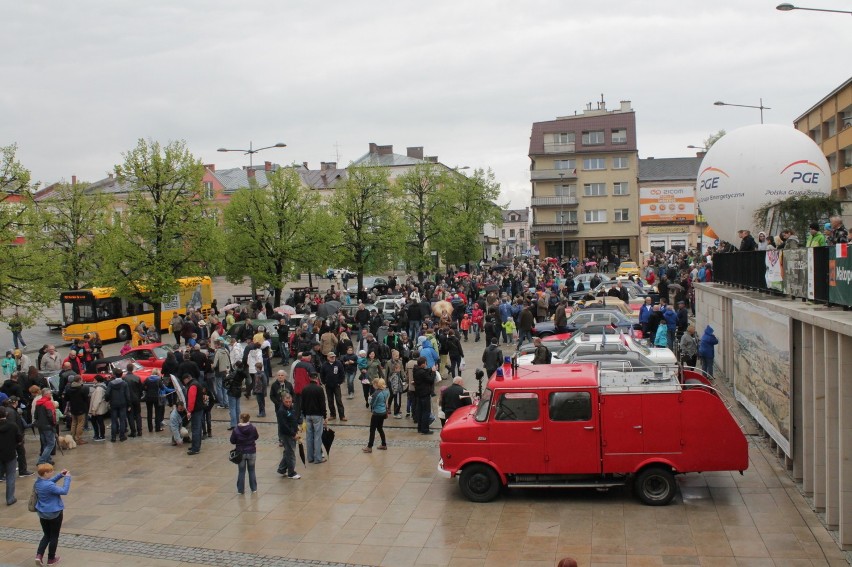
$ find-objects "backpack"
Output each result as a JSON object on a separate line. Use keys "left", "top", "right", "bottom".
{"left": 545, "top": 349, "right": 553, "bottom": 364}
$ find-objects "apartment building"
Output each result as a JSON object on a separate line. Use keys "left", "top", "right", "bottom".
{"left": 528, "top": 99, "right": 640, "bottom": 261}
{"left": 794, "top": 76, "right": 852, "bottom": 215}
{"left": 498, "top": 208, "right": 530, "bottom": 257}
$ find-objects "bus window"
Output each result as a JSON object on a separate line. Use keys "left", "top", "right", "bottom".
{"left": 96, "top": 298, "right": 120, "bottom": 320}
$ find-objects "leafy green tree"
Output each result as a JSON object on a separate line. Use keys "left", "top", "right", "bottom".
{"left": 704, "top": 130, "right": 726, "bottom": 149}
{"left": 25, "top": 180, "right": 112, "bottom": 290}
{"left": 95, "top": 139, "right": 217, "bottom": 332}
{"left": 222, "top": 168, "right": 338, "bottom": 306}
{"left": 753, "top": 194, "right": 842, "bottom": 240}
{"left": 435, "top": 168, "right": 503, "bottom": 267}
{"left": 329, "top": 164, "right": 404, "bottom": 292}
{"left": 0, "top": 144, "right": 53, "bottom": 324}
{"left": 396, "top": 163, "right": 451, "bottom": 278}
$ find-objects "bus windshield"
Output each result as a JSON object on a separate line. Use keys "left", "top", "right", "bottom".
{"left": 61, "top": 296, "right": 96, "bottom": 324}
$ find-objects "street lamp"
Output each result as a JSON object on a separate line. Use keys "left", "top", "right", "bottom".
{"left": 559, "top": 172, "right": 565, "bottom": 259}
{"left": 714, "top": 99, "right": 770, "bottom": 124}
{"left": 217, "top": 142, "right": 287, "bottom": 168}
{"left": 687, "top": 145, "right": 708, "bottom": 151}
{"left": 776, "top": 3, "right": 852, "bottom": 14}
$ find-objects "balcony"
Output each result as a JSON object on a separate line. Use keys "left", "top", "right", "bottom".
{"left": 530, "top": 169, "right": 577, "bottom": 181}
{"left": 543, "top": 142, "right": 576, "bottom": 154}
{"left": 530, "top": 195, "right": 578, "bottom": 207}
{"left": 531, "top": 222, "right": 579, "bottom": 235}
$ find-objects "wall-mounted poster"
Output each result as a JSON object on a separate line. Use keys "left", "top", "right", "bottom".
{"left": 765, "top": 250, "right": 783, "bottom": 291}
{"left": 732, "top": 299, "right": 791, "bottom": 455}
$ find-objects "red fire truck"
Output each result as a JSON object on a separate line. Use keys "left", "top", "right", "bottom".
{"left": 438, "top": 362, "right": 748, "bottom": 505}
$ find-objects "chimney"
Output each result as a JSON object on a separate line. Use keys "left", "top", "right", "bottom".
{"left": 204, "top": 163, "right": 215, "bottom": 172}
{"left": 369, "top": 142, "right": 378, "bottom": 154}
{"left": 425, "top": 156, "right": 438, "bottom": 163}
{"left": 247, "top": 168, "right": 255, "bottom": 179}
{"left": 620, "top": 100, "right": 632, "bottom": 112}
{"left": 108, "top": 173, "right": 113, "bottom": 179}
{"left": 320, "top": 162, "right": 337, "bottom": 171}
{"left": 71, "top": 175, "right": 77, "bottom": 186}
{"left": 302, "top": 162, "right": 309, "bottom": 169}
{"left": 377, "top": 145, "right": 393, "bottom": 156}
{"left": 264, "top": 161, "right": 272, "bottom": 171}
{"left": 695, "top": 151, "right": 706, "bottom": 159}
{"left": 407, "top": 147, "right": 424, "bottom": 159}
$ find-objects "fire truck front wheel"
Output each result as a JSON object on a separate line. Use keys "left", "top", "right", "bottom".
{"left": 459, "top": 464, "right": 501, "bottom": 503}
{"left": 635, "top": 467, "right": 676, "bottom": 506}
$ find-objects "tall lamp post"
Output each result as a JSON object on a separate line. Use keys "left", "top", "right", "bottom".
{"left": 714, "top": 99, "right": 770, "bottom": 124}
{"left": 217, "top": 141, "right": 287, "bottom": 168}
{"left": 559, "top": 172, "right": 565, "bottom": 259}
{"left": 776, "top": 3, "right": 852, "bottom": 14}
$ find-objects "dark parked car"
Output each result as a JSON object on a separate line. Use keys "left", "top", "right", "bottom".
{"left": 226, "top": 319, "right": 281, "bottom": 351}
{"left": 531, "top": 308, "right": 639, "bottom": 338}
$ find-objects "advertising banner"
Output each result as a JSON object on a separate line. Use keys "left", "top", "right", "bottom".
{"left": 783, "top": 248, "right": 809, "bottom": 298}
{"left": 732, "top": 299, "right": 791, "bottom": 456}
{"left": 765, "top": 250, "right": 783, "bottom": 291}
{"left": 640, "top": 186, "right": 695, "bottom": 226}
{"left": 828, "top": 244, "right": 852, "bottom": 305}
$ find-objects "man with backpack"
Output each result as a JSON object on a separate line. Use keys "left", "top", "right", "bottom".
{"left": 531, "top": 338, "right": 551, "bottom": 365}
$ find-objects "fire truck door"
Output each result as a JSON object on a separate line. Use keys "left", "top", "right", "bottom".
{"left": 600, "top": 393, "right": 645, "bottom": 471}
{"left": 489, "top": 391, "right": 545, "bottom": 474}
{"left": 545, "top": 390, "right": 601, "bottom": 474}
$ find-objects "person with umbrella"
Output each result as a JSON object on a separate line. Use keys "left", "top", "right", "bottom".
{"left": 301, "top": 372, "right": 327, "bottom": 464}
{"left": 276, "top": 393, "right": 301, "bottom": 479}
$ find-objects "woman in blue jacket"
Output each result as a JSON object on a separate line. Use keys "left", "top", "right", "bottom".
{"left": 34, "top": 463, "right": 71, "bottom": 566}
{"left": 698, "top": 325, "right": 719, "bottom": 378}
{"left": 363, "top": 378, "right": 390, "bottom": 453}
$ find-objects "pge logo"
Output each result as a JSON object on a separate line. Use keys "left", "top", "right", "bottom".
{"left": 697, "top": 167, "right": 729, "bottom": 191}
{"left": 780, "top": 160, "right": 825, "bottom": 184}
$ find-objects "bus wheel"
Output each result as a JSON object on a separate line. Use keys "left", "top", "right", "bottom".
{"left": 459, "top": 464, "right": 501, "bottom": 503}
{"left": 116, "top": 325, "right": 131, "bottom": 342}
{"left": 635, "top": 466, "right": 676, "bottom": 506}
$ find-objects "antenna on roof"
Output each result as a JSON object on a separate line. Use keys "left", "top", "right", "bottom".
{"left": 333, "top": 141, "right": 341, "bottom": 164}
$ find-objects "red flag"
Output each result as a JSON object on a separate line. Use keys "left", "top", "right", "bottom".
{"left": 837, "top": 244, "right": 848, "bottom": 259}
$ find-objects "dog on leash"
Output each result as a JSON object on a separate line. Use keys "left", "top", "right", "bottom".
{"left": 57, "top": 435, "right": 77, "bottom": 450}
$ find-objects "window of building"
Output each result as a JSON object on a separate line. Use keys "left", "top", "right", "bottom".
{"left": 825, "top": 118, "right": 837, "bottom": 138}
{"left": 844, "top": 148, "right": 852, "bottom": 168}
{"left": 582, "top": 131, "right": 604, "bottom": 145}
{"left": 520, "top": 229, "right": 525, "bottom": 239}
{"left": 557, "top": 210, "right": 578, "bottom": 224}
{"left": 203, "top": 181, "right": 214, "bottom": 199}
{"left": 554, "top": 159, "right": 576, "bottom": 170}
{"left": 583, "top": 158, "right": 606, "bottom": 170}
{"left": 555, "top": 184, "right": 576, "bottom": 197}
{"left": 509, "top": 229, "right": 515, "bottom": 238}
{"left": 613, "top": 182, "right": 629, "bottom": 195}
{"left": 556, "top": 132, "right": 575, "bottom": 144}
{"left": 613, "top": 156, "right": 629, "bottom": 169}
{"left": 585, "top": 209, "right": 607, "bottom": 223}
{"left": 495, "top": 392, "right": 539, "bottom": 421}
{"left": 583, "top": 183, "right": 606, "bottom": 197}
{"left": 611, "top": 129, "right": 627, "bottom": 144}
{"left": 614, "top": 208, "right": 630, "bottom": 222}
{"left": 810, "top": 127, "right": 822, "bottom": 144}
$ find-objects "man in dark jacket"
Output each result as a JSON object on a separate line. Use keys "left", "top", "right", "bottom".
{"left": 407, "top": 300, "right": 422, "bottom": 341}
{"left": 64, "top": 375, "right": 90, "bottom": 445}
{"left": 354, "top": 304, "right": 370, "bottom": 332}
{"left": 738, "top": 229, "right": 758, "bottom": 252}
{"left": 1, "top": 396, "right": 31, "bottom": 477}
{"left": 276, "top": 393, "right": 300, "bottom": 479}
{"left": 106, "top": 370, "right": 130, "bottom": 442}
{"left": 481, "top": 339, "right": 503, "bottom": 378}
{"left": 183, "top": 373, "right": 204, "bottom": 455}
{"left": 319, "top": 352, "right": 346, "bottom": 421}
{"left": 516, "top": 302, "right": 535, "bottom": 348}
{"left": 553, "top": 300, "right": 568, "bottom": 333}
{"left": 124, "top": 363, "right": 143, "bottom": 438}
{"left": 439, "top": 376, "right": 472, "bottom": 425}
{"left": 0, "top": 411, "right": 23, "bottom": 505}
{"left": 301, "top": 373, "right": 327, "bottom": 463}
{"left": 444, "top": 330, "right": 464, "bottom": 378}
{"left": 531, "top": 338, "right": 551, "bottom": 365}
{"left": 413, "top": 357, "right": 435, "bottom": 435}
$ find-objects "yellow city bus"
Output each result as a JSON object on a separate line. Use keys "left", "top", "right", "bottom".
{"left": 60, "top": 276, "right": 214, "bottom": 342}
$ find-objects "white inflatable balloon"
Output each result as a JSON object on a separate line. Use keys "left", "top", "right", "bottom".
{"left": 696, "top": 124, "right": 831, "bottom": 245}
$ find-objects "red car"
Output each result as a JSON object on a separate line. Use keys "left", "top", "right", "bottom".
{"left": 81, "top": 355, "right": 154, "bottom": 383}
{"left": 125, "top": 343, "right": 173, "bottom": 369}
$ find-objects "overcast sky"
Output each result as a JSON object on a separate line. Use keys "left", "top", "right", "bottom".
{"left": 2, "top": 1, "right": 849, "bottom": 209}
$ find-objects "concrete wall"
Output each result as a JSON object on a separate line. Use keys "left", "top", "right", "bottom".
{"left": 695, "top": 282, "right": 852, "bottom": 549}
